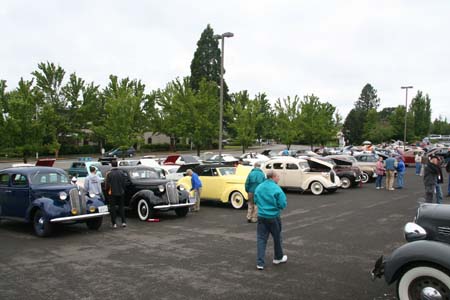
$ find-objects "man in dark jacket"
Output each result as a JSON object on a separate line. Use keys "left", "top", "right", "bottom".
{"left": 423, "top": 156, "right": 440, "bottom": 203}
{"left": 245, "top": 162, "right": 266, "bottom": 223}
{"left": 105, "top": 160, "right": 127, "bottom": 228}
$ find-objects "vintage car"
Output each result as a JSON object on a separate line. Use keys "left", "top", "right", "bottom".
{"left": 239, "top": 153, "right": 270, "bottom": 166}
{"left": 328, "top": 154, "right": 376, "bottom": 184}
{"left": 110, "top": 166, "right": 193, "bottom": 221}
{"left": 204, "top": 154, "right": 239, "bottom": 166}
{"left": 162, "top": 154, "right": 200, "bottom": 166}
{"left": 177, "top": 164, "right": 250, "bottom": 209}
{"left": 68, "top": 158, "right": 104, "bottom": 178}
{"left": 261, "top": 157, "right": 340, "bottom": 195}
{"left": 316, "top": 157, "right": 362, "bottom": 189}
{"left": 0, "top": 167, "right": 109, "bottom": 237}
{"left": 372, "top": 203, "right": 450, "bottom": 299}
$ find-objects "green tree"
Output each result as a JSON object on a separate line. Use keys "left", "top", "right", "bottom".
{"left": 355, "top": 83, "right": 380, "bottom": 112}
{"left": 102, "top": 75, "right": 148, "bottom": 155}
{"left": 274, "top": 96, "right": 301, "bottom": 149}
{"left": 431, "top": 116, "right": 450, "bottom": 135}
{"left": 226, "top": 91, "right": 260, "bottom": 153}
{"left": 409, "top": 91, "right": 431, "bottom": 140}
{"left": 254, "top": 93, "right": 275, "bottom": 144}
{"left": 343, "top": 109, "right": 365, "bottom": 144}
{"left": 298, "top": 94, "right": 337, "bottom": 149}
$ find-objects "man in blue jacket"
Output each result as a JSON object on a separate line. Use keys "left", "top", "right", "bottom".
{"left": 396, "top": 158, "right": 406, "bottom": 189}
{"left": 245, "top": 162, "right": 266, "bottom": 223}
{"left": 254, "top": 170, "right": 287, "bottom": 270}
{"left": 186, "top": 169, "right": 202, "bottom": 212}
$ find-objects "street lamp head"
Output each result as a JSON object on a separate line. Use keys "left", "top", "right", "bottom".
{"left": 213, "top": 34, "right": 222, "bottom": 39}
{"left": 222, "top": 32, "right": 234, "bottom": 38}
{"left": 401, "top": 86, "right": 413, "bottom": 89}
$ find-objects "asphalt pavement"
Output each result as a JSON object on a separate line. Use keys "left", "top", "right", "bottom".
{"left": 0, "top": 169, "right": 433, "bottom": 300}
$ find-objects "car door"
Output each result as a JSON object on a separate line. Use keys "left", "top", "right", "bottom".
{"left": 272, "top": 162, "right": 286, "bottom": 186}
{"left": 0, "top": 172, "right": 11, "bottom": 217}
{"left": 283, "top": 162, "right": 302, "bottom": 188}
{"left": 3, "top": 173, "right": 30, "bottom": 218}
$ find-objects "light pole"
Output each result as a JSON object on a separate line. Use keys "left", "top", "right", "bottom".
{"left": 401, "top": 86, "right": 413, "bottom": 150}
{"left": 214, "top": 32, "right": 234, "bottom": 164}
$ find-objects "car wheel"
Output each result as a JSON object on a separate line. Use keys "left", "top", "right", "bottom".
{"left": 175, "top": 207, "right": 189, "bottom": 217}
{"left": 230, "top": 191, "right": 245, "bottom": 209}
{"left": 361, "top": 172, "right": 369, "bottom": 184}
{"left": 310, "top": 181, "right": 324, "bottom": 195}
{"left": 33, "top": 209, "right": 53, "bottom": 237}
{"left": 340, "top": 177, "right": 351, "bottom": 189}
{"left": 137, "top": 198, "right": 153, "bottom": 221}
{"left": 397, "top": 266, "right": 450, "bottom": 300}
{"left": 86, "top": 217, "right": 103, "bottom": 230}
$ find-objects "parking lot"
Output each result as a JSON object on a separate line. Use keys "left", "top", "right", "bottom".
{"left": 0, "top": 170, "right": 428, "bottom": 299}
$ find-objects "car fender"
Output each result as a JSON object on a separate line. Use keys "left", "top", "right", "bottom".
{"left": 384, "top": 240, "right": 450, "bottom": 285}
{"left": 130, "top": 190, "right": 159, "bottom": 207}
{"left": 27, "top": 197, "right": 68, "bottom": 222}
{"left": 303, "top": 176, "right": 333, "bottom": 190}
{"left": 220, "top": 185, "right": 248, "bottom": 203}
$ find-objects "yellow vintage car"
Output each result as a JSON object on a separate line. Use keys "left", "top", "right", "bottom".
{"left": 177, "top": 164, "right": 252, "bottom": 209}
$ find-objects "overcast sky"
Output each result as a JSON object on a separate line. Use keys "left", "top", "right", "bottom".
{"left": 1, "top": 0, "right": 449, "bottom": 121}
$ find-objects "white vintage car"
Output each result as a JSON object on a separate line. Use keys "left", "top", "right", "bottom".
{"left": 261, "top": 156, "right": 340, "bottom": 195}
{"left": 239, "top": 152, "right": 270, "bottom": 166}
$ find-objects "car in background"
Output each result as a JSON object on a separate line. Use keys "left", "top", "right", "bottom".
{"left": 261, "top": 157, "right": 339, "bottom": 195}
{"left": 68, "top": 158, "right": 105, "bottom": 188}
{"left": 0, "top": 167, "right": 109, "bottom": 237}
{"left": 204, "top": 154, "right": 239, "bottom": 166}
{"left": 110, "top": 166, "right": 193, "bottom": 221}
{"left": 107, "top": 147, "right": 135, "bottom": 157}
{"left": 329, "top": 154, "right": 377, "bottom": 184}
{"left": 316, "top": 157, "right": 362, "bottom": 189}
{"left": 177, "top": 164, "right": 250, "bottom": 209}
{"left": 162, "top": 154, "right": 200, "bottom": 166}
{"left": 239, "top": 153, "right": 270, "bottom": 166}
{"left": 12, "top": 158, "right": 56, "bottom": 168}
{"left": 117, "top": 160, "right": 140, "bottom": 167}
{"left": 165, "top": 164, "right": 201, "bottom": 181}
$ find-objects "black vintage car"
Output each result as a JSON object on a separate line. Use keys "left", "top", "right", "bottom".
{"left": 372, "top": 203, "right": 450, "bottom": 299}
{"left": 108, "top": 166, "right": 193, "bottom": 221}
{"left": 316, "top": 157, "right": 362, "bottom": 189}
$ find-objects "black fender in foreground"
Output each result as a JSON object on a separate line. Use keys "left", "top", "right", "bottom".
{"left": 383, "top": 240, "right": 450, "bottom": 285}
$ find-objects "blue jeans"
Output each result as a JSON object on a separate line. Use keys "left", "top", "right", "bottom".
{"left": 257, "top": 216, "right": 283, "bottom": 267}
{"left": 375, "top": 174, "right": 384, "bottom": 188}
{"left": 436, "top": 184, "right": 443, "bottom": 204}
{"left": 415, "top": 162, "right": 421, "bottom": 175}
{"left": 397, "top": 171, "right": 405, "bottom": 188}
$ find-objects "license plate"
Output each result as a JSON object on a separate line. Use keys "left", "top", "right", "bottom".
{"left": 98, "top": 205, "right": 108, "bottom": 213}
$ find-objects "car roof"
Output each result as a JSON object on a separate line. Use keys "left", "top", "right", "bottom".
{"left": 1, "top": 166, "right": 66, "bottom": 174}
{"left": 265, "top": 157, "right": 308, "bottom": 163}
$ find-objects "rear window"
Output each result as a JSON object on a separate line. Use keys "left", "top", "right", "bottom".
{"left": 128, "top": 169, "right": 160, "bottom": 179}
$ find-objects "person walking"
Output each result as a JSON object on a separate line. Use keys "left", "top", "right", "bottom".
{"left": 186, "top": 169, "right": 202, "bottom": 212}
{"left": 105, "top": 160, "right": 127, "bottom": 228}
{"left": 415, "top": 152, "right": 422, "bottom": 175}
{"left": 245, "top": 162, "right": 266, "bottom": 223}
{"left": 375, "top": 156, "right": 385, "bottom": 189}
{"left": 84, "top": 166, "right": 104, "bottom": 200}
{"left": 396, "top": 158, "right": 406, "bottom": 189}
{"left": 254, "top": 171, "right": 287, "bottom": 270}
{"left": 384, "top": 154, "right": 397, "bottom": 191}
{"left": 423, "top": 156, "right": 440, "bottom": 203}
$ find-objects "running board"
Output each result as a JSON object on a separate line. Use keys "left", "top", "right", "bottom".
{"left": 153, "top": 203, "right": 195, "bottom": 209}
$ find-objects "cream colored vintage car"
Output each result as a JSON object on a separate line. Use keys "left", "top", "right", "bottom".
{"left": 261, "top": 157, "right": 340, "bottom": 195}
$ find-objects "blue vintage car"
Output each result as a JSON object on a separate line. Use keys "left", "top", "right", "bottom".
{"left": 0, "top": 166, "right": 109, "bottom": 237}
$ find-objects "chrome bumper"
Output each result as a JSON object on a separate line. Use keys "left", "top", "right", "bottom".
{"left": 153, "top": 203, "right": 195, "bottom": 209}
{"left": 50, "top": 212, "right": 110, "bottom": 223}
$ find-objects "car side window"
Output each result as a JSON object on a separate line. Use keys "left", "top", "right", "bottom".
{"left": 265, "top": 163, "right": 272, "bottom": 169}
{"left": 286, "top": 163, "right": 299, "bottom": 170}
{"left": 0, "top": 174, "right": 10, "bottom": 186}
{"left": 273, "top": 163, "right": 284, "bottom": 170}
{"left": 11, "top": 174, "right": 28, "bottom": 186}
{"left": 201, "top": 168, "right": 213, "bottom": 176}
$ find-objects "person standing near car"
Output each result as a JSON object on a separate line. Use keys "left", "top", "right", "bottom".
{"left": 245, "top": 162, "right": 266, "bottom": 223}
{"left": 254, "top": 170, "right": 287, "bottom": 270}
{"left": 423, "top": 156, "right": 440, "bottom": 203}
{"left": 414, "top": 152, "right": 422, "bottom": 175}
{"left": 186, "top": 169, "right": 202, "bottom": 212}
{"left": 105, "top": 160, "right": 127, "bottom": 228}
{"left": 396, "top": 157, "right": 406, "bottom": 189}
{"left": 384, "top": 154, "right": 397, "bottom": 191}
{"left": 435, "top": 157, "right": 444, "bottom": 204}
{"left": 375, "top": 156, "right": 385, "bottom": 190}
{"left": 84, "top": 166, "right": 104, "bottom": 200}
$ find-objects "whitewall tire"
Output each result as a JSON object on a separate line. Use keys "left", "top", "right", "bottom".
{"left": 397, "top": 266, "right": 450, "bottom": 300}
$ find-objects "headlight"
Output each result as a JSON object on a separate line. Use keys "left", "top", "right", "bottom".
{"left": 89, "top": 192, "right": 96, "bottom": 198}
{"left": 178, "top": 184, "right": 185, "bottom": 191}
{"left": 59, "top": 192, "right": 67, "bottom": 201}
{"left": 158, "top": 185, "right": 165, "bottom": 192}
{"left": 404, "top": 222, "right": 427, "bottom": 242}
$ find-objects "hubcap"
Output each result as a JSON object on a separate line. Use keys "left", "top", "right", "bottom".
{"left": 38, "top": 217, "right": 44, "bottom": 225}
{"left": 410, "top": 276, "right": 449, "bottom": 300}
{"left": 232, "top": 194, "right": 243, "bottom": 208}
{"left": 421, "top": 287, "right": 442, "bottom": 300}
{"left": 138, "top": 201, "right": 148, "bottom": 219}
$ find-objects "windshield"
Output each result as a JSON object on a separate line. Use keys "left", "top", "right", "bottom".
{"left": 31, "top": 171, "right": 70, "bottom": 185}
{"left": 129, "top": 169, "right": 161, "bottom": 179}
{"left": 218, "top": 167, "right": 236, "bottom": 176}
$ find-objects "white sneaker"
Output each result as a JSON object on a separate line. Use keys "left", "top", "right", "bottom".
{"left": 273, "top": 255, "right": 288, "bottom": 264}
{"left": 376, "top": 187, "right": 380, "bottom": 190}
{"left": 256, "top": 265, "right": 264, "bottom": 270}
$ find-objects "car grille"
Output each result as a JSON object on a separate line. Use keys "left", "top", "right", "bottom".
{"left": 69, "top": 188, "right": 87, "bottom": 215}
{"left": 165, "top": 181, "right": 179, "bottom": 204}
